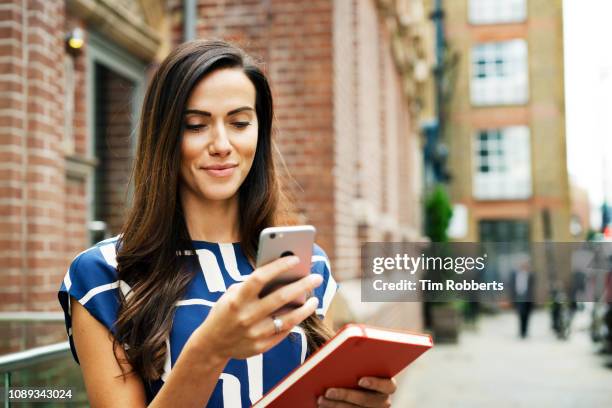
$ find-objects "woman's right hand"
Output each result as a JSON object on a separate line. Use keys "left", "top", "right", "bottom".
{"left": 192, "top": 255, "right": 323, "bottom": 360}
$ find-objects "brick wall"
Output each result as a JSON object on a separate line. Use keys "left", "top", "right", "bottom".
{"left": 332, "top": 0, "right": 359, "bottom": 280}
{"left": 355, "top": 0, "right": 383, "bottom": 241}
{"left": 169, "top": 0, "right": 338, "bottom": 260}
{"left": 0, "top": 0, "right": 68, "bottom": 311}
{"left": 0, "top": 0, "right": 424, "bottom": 322}
{"left": 169, "top": 0, "right": 423, "bottom": 280}
{"left": 62, "top": 22, "right": 89, "bottom": 288}
{"left": 0, "top": 1, "right": 28, "bottom": 310}
{"left": 445, "top": 0, "right": 571, "bottom": 242}
{"left": 67, "top": 19, "right": 88, "bottom": 157}
{"left": 64, "top": 176, "right": 87, "bottom": 265}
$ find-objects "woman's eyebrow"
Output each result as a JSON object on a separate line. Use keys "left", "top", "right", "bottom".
{"left": 227, "top": 106, "right": 255, "bottom": 116}
{"left": 183, "top": 106, "right": 254, "bottom": 117}
{"left": 184, "top": 109, "right": 211, "bottom": 117}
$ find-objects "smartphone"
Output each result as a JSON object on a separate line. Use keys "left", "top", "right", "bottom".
{"left": 256, "top": 225, "right": 316, "bottom": 310}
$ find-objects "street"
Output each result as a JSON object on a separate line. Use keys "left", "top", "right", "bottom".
{"left": 394, "top": 309, "right": 612, "bottom": 408}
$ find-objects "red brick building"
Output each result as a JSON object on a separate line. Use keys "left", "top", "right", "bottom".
{"left": 443, "top": 0, "right": 572, "bottom": 243}
{"left": 1, "top": 0, "right": 430, "bottom": 328}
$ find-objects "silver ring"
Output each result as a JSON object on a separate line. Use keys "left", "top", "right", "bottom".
{"left": 272, "top": 316, "right": 283, "bottom": 335}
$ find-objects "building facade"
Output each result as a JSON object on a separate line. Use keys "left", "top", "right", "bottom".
{"left": 1, "top": 0, "right": 432, "bottom": 330}
{"left": 443, "top": 0, "right": 572, "bottom": 244}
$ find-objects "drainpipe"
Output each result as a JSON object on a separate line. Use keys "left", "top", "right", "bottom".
{"left": 425, "top": 0, "right": 447, "bottom": 184}
{"left": 184, "top": 0, "right": 197, "bottom": 42}
{"left": 431, "top": 0, "right": 446, "bottom": 153}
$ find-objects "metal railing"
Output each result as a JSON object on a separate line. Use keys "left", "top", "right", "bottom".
{"left": 0, "top": 312, "right": 72, "bottom": 407}
{"left": 0, "top": 343, "right": 73, "bottom": 408}
{"left": 0, "top": 312, "right": 64, "bottom": 323}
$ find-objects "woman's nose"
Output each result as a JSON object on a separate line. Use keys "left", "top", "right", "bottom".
{"left": 209, "top": 122, "right": 232, "bottom": 157}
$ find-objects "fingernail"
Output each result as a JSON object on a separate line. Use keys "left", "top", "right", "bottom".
{"left": 308, "top": 296, "right": 319, "bottom": 307}
{"left": 359, "top": 378, "right": 370, "bottom": 387}
{"left": 286, "top": 256, "right": 300, "bottom": 266}
{"left": 325, "top": 389, "right": 336, "bottom": 399}
{"left": 317, "top": 396, "right": 323, "bottom": 404}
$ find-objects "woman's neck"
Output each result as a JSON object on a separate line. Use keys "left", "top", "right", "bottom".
{"left": 180, "top": 192, "right": 240, "bottom": 243}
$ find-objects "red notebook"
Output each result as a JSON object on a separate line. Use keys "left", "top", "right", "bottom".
{"left": 252, "top": 324, "right": 433, "bottom": 407}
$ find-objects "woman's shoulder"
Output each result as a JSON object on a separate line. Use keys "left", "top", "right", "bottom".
{"left": 58, "top": 236, "right": 126, "bottom": 363}
{"left": 310, "top": 243, "right": 338, "bottom": 318}
{"left": 311, "top": 243, "right": 331, "bottom": 270}
{"left": 70, "top": 236, "right": 121, "bottom": 272}
{"left": 61, "top": 236, "right": 123, "bottom": 300}
{"left": 312, "top": 243, "right": 328, "bottom": 257}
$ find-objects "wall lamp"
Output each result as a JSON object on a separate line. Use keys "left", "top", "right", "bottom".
{"left": 65, "top": 27, "right": 84, "bottom": 55}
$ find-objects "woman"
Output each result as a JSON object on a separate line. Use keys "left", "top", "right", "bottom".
{"left": 58, "top": 39, "right": 396, "bottom": 407}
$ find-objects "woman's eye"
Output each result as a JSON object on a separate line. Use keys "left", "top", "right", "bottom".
{"left": 232, "top": 121, "right": 251, "bottom": 129}
{"left": 185, "top": 124, "right": 207, "bottom": 132}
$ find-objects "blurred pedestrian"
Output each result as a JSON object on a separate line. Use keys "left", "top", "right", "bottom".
{"left": 550, "top": 280, "right": 571, "bottom": 339}
{"left": 569, "top": 270, "right": 586, "bottom": 313}
{"left": 509, "top": 256, "right": 536, "bottom": 338}
{"left": 603, "top": 255, "right": 612, "bottom": 353}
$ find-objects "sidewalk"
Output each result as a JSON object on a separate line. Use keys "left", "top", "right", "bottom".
{"left": 393, "top": 309, "right": 612, "bottom": 408}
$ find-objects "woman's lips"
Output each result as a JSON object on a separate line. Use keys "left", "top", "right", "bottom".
{"left": 201, "top": 164, "right": 237, "bottom": 178}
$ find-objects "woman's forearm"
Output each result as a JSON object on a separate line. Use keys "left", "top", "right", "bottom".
{"left": 148, "top": 329, "right": 229, "bottom": 408}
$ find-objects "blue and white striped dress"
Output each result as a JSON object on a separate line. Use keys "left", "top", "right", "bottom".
{"left": 57, "top": 236, "right": 338, "bottom": 406}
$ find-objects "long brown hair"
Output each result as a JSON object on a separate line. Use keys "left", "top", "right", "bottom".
{"left": 114, "top": 39, "right": 332, "bottom": 382}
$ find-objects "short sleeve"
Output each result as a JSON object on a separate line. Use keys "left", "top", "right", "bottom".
{"left": 58, "top": 237, "right": 128, "bottom": 364}
{"left": 310, "top": 244, "right": 339, "bottom": 319}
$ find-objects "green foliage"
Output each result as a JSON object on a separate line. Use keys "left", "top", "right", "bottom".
{"left": 425, "top": 185, "right": 453, "bottom": 243}
{"left": 586, "top": 229, "right": 597, "bottom": 241}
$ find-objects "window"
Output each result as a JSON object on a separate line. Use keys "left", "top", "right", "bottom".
{"left": 93, "top": 63, "right": 137, "bottom": 243}
{"left": 469, "top": 0, "right": 527, "bottom": 25}
{"left": 87, "top": 32, "right": 145, "bottom": 245}
{"left": 473, "top": 126, "right": 531, "bottom": 200}
{"left": 479, "top": 220, "right": 530, "bottom": 242}
{"left": 479, "top": 220, "right": 530, "bottom": 281}
{"left": 471, "top": 39, "right": 528, "bottom": 105}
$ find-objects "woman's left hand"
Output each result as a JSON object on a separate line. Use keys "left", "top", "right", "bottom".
{"left": 318, "top": 376, "right": 397, "bottom": 407}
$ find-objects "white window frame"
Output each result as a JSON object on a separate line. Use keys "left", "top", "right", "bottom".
{"left": 473, "top": 126, "right": 532, "bottom": 200}
{"left": 468, "top": 0, "right": 527, "bottom": 25}
{"left": 470, "top": 39, "right": 528, "bottom": 106}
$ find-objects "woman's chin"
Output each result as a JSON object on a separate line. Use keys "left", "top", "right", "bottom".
{"left": 199, "top": 186, "right": 240, "bottom": 202}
